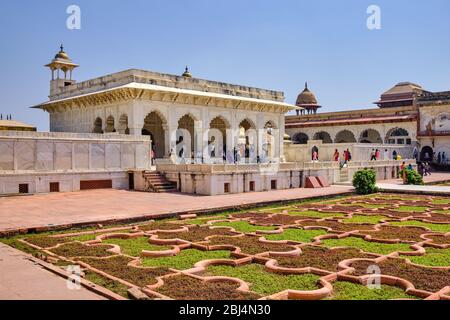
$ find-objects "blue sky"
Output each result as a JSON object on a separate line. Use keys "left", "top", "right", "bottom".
{"left": 0, "top": 0, "right": 449, "bottom": 131}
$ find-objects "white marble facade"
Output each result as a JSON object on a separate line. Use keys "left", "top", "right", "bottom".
{"left": 38, "top": 69, "right": 294, "bottom": 165}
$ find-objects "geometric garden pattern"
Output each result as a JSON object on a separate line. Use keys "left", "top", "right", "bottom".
{"left": 2, "top": 193, "right": 449, "bottom": 300}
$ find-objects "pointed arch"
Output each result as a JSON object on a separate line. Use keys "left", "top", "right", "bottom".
{"left": 143, "top": 112, "right": 166, "bottom": 158}
{"left": 313, "top": 131, "right": 332, "bottom": 144}
{"left": 359, "top": 129, "right": 382, "bottom": 144}
{"left": 292, "top": 132, "right": 309, "bottom": 145}
{"left": 335, "top": 130, "right": 356, "bottom": 143}
{"left": 93, "top": 117, "right": 103, "bottom": 134}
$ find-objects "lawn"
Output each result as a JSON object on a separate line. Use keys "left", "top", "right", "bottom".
{"left": 1, "top": 192, "right": 448, "bottom": 300}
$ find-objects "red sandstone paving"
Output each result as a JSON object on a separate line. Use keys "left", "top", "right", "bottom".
{"left": 0, "top": 186, "right": 354, "bottom": 232}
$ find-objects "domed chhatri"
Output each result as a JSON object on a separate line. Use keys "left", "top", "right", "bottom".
{"left": 54, "top": 45, "right": 72, "bottom": 61}
{"left": 45, "top": 45, "right": 79, "bottom": 96}
{"left": 295, "top": 82, "right": 321, "bottom": 115}
{"left": 182, "top": 66, "right": 192, "bottom": 78}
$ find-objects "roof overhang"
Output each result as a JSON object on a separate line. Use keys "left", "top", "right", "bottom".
{"left": 32, "top": 82, "right": 300, "bottom": 114}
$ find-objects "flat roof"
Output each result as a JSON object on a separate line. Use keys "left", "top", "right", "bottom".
{"left": 33, "top": 82, "right": 299, "bottom": 110}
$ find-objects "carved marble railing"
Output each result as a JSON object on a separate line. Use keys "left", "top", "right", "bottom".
{"left": 0, "top": 130, "right": 151, "bottom": 142}
{"left": 156, "top": 159, "right": 413, "bottom": 174}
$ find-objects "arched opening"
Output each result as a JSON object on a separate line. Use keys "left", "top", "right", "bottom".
{"left": 311, "top": 146, "right": 319, "bottom": 161}
{"left": 313, "top": 131, "right": 332, "bottom": 144}
{"left": 177, "top": 114, "right": 195, "bottom": 160}
{"left": 93, "top": 117, "right": 103, "bottom": 134}
{"left": 118, "top": 114, "right": 129, "bottom": 135}
{"left": 359, "top": 129, "right": 382, "bottom": 144}
{"left": 238, "top": 119, "right": 256, "bottom": 163}
{"left": 420, "top": 146, "right": 434, "bottom": 162}
{"left": 209, "top": 116, "right": 229, "bottom": 160}
{"left": 105, "top": 116, "right": 116, "bottom": 133}
{"left": 292, "top": 132, "right": 309, "bottom": 145}
{"left": 386, "top": 128, "right": 411, "bottom": 145}
{"left": 142, "top": 112, "right": 166, "bottom": 158}
{"left": 335, "top": 130, "right": 356, "bottom": 143}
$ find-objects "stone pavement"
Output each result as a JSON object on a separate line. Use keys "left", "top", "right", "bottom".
{"left": 0, "top": 185, "right": 353, "bottom": 232}
{"left": 0, "top": 243, "right": 105, "bottom": 300}
{"left": 377, "top": 171, "right": 450, "bottom": 195}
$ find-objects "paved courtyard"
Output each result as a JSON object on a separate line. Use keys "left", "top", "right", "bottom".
{"left": 0, "top": 243, "right": 105, "bottom": 300}
{"left": 0, "top": 186, "right": 353, "bottom": 232}
{"left": 377, "top": 172, "right": 450, "bottom": 195}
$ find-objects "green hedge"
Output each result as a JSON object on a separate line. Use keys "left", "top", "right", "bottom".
{"left": 399, "top": 169, "right": 424, "bottom": 185}
{"left": 352, "top": 168, "right": 378, "bottom": 195}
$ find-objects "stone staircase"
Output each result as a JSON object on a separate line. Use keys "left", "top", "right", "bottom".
{"left": 338, "top": 167, "right": 351, "bottom": 185}
{"left": 143, "top": 171, "right": 177, "bottom": 193}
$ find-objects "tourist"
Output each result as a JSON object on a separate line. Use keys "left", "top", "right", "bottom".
{"left": 151, "top": 146, "right": 156, "bottom": 166}
{"left": 408, "top": 163, "right": 413, "bottom": 171}
{"left": 384, "top": 149, "right": 389, "bottom": 160}
{"left": 400, "top": 161, "right": 406, "bottom": 171}
{"left": 443, "top": 152, "right": 447, "bottom": 165}
{"left": 312, "top": 149, "right": 319, "bottom": 162}
{"left": 333, "top": 149, "right": 339, "bottom": 162}
{"left": 392, "top": 150, "right": 398, "bottom": 160}
{"left": 375, "top": 149, "right": 380, "bottom": 160}
{"left": 418, "top": 162, "right": 424, "bottom": 177}
{"left": 413, "top": 147, "right": 419, "bottom": 160}
{"left": 424, "top": 162, "right": 432, "bottom": 176}
{"left": 370, "top": 149, "right": 376, "bottom": 161}
{"left": 347, "top": 149, "right": 352, "bottom": 162}
{"left": 438, "top": 152, "right": 442, "bottom": 164}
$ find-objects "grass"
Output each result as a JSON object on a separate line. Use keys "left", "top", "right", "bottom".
{"left": 206, "top": 264, "right": 320, "bottom": 296}
{"left": 0, "top": 237, "right": 40, "bottom": 256}
{"left": 177, "top": 214, "right": 228, "bottom": 225}
{"left": 141, "top": 249, "right": 232, "bottom": 270}
{"left": 432, "top": 210, "right": 450, "bottom": 215}
{"left": 327, "top": 281, "right": 417, "bottom": 300}
{"left": 84, "top": 270, "right": 130, "bottom": 298}
{"left": 265, "top": 228, "right": 326, "bottom": 243}
{"left": 389, "top": 220, "right": 450, "bottom": 233}
{"left": 68, "top": 230, "right": 133, "bottom": 242}
{"left": 342, "top": 215, "right": 388, "bottom": 224}
{"left": 340, "top": 203, "right": 388, "bottom": 209}
{"left": 286, "top": 210, "right": 346, "bottom": 219}
{"left": 432, "top": 199, "right": 450, "bottom": 205}
{"left": 212, "top": 221, "right": 276, "bottom": 233}
{"left": 395, "top": 206, "right": 428, "bottom": 213}
{"left": 103, "top": 237, "right": 170, "bottom": 257}
{"left": 402, "top": 248, "right": 450, "bottom": 267}
{"left": 321, "top": 237, "right": 412, "bottom": 255}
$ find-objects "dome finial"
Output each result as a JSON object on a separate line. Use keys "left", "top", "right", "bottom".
{"left": 60, "top": 44, "right": 64, "bottom": 52}
{"left": 182, "top": 66, "right": 192, "bottom": 78}
{"left": 305, "top": 82, "right": 308, "bottom": 90}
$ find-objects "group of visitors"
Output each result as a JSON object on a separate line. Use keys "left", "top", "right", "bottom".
{"left": 333, "top": 149, "right": 352, "bottom": 168}
{"left": 437, "top": 152, "right": 447, "bottom": 165}
{"left": 417, "top": 162, "right": 432, "bottom": 177}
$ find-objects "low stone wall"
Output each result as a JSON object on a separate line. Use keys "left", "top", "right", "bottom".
{"left": 0, "top": 131, "right": 151, "bottom": 195}
{"left": 156, "top": 160, "right": 416, "bottom": 195}
{"left": 285, "top": 141, "right": 414, "bottom": 162}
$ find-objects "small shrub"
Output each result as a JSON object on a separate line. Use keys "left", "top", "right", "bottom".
{"left": 352, "top": 169, "right": 378, "bottom": 195}
{"left": 399, "top": 169, "right": 424, "bottom": 185}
